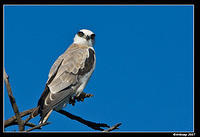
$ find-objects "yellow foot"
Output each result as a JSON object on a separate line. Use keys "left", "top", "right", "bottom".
{"left": 69, "top": 92, "right": 94, "bottom": 106}
{"left": 76, "top": 92, "right": 94, "bottom": 102}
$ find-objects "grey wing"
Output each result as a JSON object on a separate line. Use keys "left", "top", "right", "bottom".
{"left": 38, "top": 87, "right": 74, "bottom": 120}
{"left": 47, "top": 53, "right": 65, "bottom": 84}
{"left": 37, "top": 44, "right": 89, "bottom": 122}
{"left": 47, "top": 44, "right": 89, "bottom": 93}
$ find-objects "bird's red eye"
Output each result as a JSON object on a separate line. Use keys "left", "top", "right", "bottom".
{"left": 77, "top": 32, "right": 84, "bottom": 37}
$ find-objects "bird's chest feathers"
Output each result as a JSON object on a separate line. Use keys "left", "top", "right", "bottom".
{"left": 76, "top": 47, "right": 96, "bottom": 96}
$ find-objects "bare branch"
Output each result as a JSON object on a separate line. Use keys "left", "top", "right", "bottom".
{"left": 23, "top": 122, "right": 38, "bottom": 128}
{"left": 4, "top": 108, "right": 36, "bottom": 128}
{"left": 57, "top": 110, "right": 110, "bottom": 131}
{"left": 103, "top": 123, "right": 122, "bottom": 132}
{"left": 3, "top": 69, "right": 24, "bottom": 131}
{"left": 5, "top": 121, "right": 38, "bottom": 128}
{"left": 24, "top": 122, "right": 50, "bottom": 132}
{"left": 23, "top": 115, "right": 33, "bottom": 126}
{"left": 3, "top": 68, "right": 122, "bottom": 132}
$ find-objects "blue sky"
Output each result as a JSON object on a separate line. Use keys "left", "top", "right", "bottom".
{"left": 4, "top": 5, "right": 193, "bottom": 132}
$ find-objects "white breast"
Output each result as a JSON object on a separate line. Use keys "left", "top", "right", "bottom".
{"left": 76, "top": 49, "right": 96, "bottom": 96}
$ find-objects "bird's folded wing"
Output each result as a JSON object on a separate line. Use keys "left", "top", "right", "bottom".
{"left": 47, "top": 44, "right": 89, "bottom": 94}
{"left": 39, "top": 87, "right": 74, "bottom": 118}
{"left": 47, "top": 53, "right": 65, "bottom": 84}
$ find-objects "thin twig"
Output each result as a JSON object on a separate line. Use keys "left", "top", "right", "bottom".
{"left": 4, "top": 108, "right": 36, "bottom": 128}
{"left": 5, "top": 121, "right": 38, "bottom": 128}
{"left": 4, "top": 69, "right": 24, "bottom": 131}
{"left": 103, "top": 123, "right": 122, "bottom": 132}
{"left": 22, "top": 106, "right": 39, "bottom": 125}
{"left": 24, "top": 122, "right": 50, "bottom": 132}
{"left": 23, "top": 122, "right": 39, "bottom": 128}
{"left": 23, "top": 114, "right": 34, "bottom": 126}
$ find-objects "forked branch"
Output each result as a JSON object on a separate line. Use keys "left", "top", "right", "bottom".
{"left": 4, "top": 69, "right": 24, "bottom": 131}
{"left": 4, "top": 69, "right": 122, "bottom": 132}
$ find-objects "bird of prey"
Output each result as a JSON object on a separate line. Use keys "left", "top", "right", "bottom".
{"left": 33, "top": 29, "right": 96, "bottom": 124}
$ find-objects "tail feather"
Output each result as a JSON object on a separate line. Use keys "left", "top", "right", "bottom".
{"left": 36, "top": 84, "right": 74, "bottom": 124}
{"left": 39, "top": 109, "right": 53, "bottom": 124}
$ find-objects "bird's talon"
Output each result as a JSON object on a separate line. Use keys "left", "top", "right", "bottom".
{"left": 85, "top": 94, "right": 94, "bottom": 98}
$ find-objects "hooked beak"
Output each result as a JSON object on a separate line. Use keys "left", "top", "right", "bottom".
{"left": 86, "top": 35, "right": 90, "bottom": 41}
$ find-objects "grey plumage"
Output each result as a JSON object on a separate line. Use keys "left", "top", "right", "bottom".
{"left": 48, "top": 44, "right": 91, "bottom": 93}
{"left": 36, "top": 43, "right": 96, "bottom": 124}
{"left": 34, "top": 29, "right": 96, "bottom": 124}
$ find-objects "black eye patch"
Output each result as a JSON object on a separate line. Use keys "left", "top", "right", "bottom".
{"left": 77, "top": 31, "right": 84, "bottom": 37}
{"left": 90, "top": 34, "right": 95, "bottom": 40}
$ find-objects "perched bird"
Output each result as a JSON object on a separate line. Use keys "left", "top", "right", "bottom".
{"left": 33, "top": 29, "right": 96, "bottom": 124}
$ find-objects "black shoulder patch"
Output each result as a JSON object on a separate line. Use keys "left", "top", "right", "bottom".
{"left": 78, "top": 48, "right": 95, "bottom": 75}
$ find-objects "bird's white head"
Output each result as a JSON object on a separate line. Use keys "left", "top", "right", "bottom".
{"left": 73, "top": 29, "right": 95, "bottom": 47}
